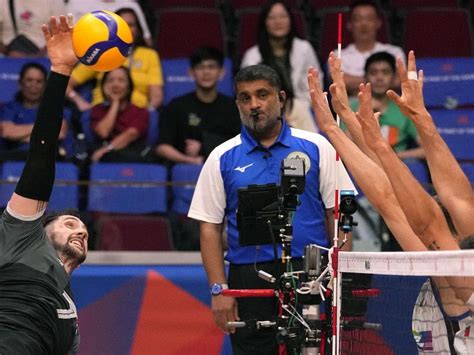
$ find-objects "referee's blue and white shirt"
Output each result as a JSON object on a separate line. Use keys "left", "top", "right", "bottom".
{"left": 188, "top": 120, "right": 356, "bottom": 264}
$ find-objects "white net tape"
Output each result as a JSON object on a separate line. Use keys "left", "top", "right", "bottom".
{"left": 338, "top": 250, "right": 474, "bottom": 276}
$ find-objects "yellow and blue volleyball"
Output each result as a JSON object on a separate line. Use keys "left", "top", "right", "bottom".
{"left": 72, "top": 11, "right": 133, "bottom": 72}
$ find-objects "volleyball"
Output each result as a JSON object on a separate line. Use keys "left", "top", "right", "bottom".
{"left": 72, "top": 11, "right": 133, "bottom": 72}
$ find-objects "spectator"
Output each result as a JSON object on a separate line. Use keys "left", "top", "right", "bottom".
{"left": 65, "top": 0, "right": 153, "bottom": 47}
{"left": 188, "top": 64, "right": 355, "bottom": 353}
{"left": 155, "top": 47, "right": 241, "bottom": 165}
{"left": 241, "top": 1, "right": 322, "bottom": 132}
{"left": 90, "top": 66, "right": 150, "bottom": 163}
{"left": 0, "top": 0, "right": 65, "bottom": 57}
{"left": 67, "top": 7, "right": 163, "bottom": 111}
{"left": 0, "top": 62, "right": 69, "bottom": 161}
{"left": 339, "top": 0, "right": 405, "bottom": 96}
{"left": 349, "top": 52, "right": 424, "bottom": 251}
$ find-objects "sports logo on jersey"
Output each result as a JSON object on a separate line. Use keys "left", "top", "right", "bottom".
{"left": 234, "top": 163, "right": 254, "bottom": 173}
{"left": 286, "top": 151, "right": 310, "bottom": 173}
{"left": 413, "top": 330, "right": 434, "bottom": 351}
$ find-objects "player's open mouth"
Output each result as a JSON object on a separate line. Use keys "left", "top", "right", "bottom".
{"left": 70, "top": 239, "right": 83, "bottom": 250}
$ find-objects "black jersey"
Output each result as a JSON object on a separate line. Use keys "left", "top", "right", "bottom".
{"left": 0, "top": 208, "right": 79, "bottom": 355}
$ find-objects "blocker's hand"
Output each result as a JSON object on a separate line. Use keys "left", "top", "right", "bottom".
{"left": 307, "top": 67, "right": 337, "bottom": 133}
{"left": 42, "top": 15, "right": 77, "bottom": 76}
{"left": 386, "top": 51, "right": 428, "bottom": 123}
{"left": 355, "top": 83, "right": 386, "bottom": 152}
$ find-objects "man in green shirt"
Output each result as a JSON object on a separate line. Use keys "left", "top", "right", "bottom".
{"left": 350, "top": 51, "right": 424, "bottom": 251}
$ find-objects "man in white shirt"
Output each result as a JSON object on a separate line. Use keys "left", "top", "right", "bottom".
{"left": 339, "top": 0, "right": 405, "bottom": 96}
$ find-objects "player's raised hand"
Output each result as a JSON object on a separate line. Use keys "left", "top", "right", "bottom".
{"left": 42, "top": 15, "right": 77, "bottom": 75}
{"left": 307, "top": 67, "right": 337, "bottom": 133}
{"left": 327, "top": 52, "right": 352, "bottom": 118}
{"left": 355, "top": 83, "right": 385, "bottom": 151}
{"left": 386, "top": 51, "right": 428, "bottom": 123}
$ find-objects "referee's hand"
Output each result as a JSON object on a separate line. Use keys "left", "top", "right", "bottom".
{"left": 212, "top": 295, "right": 239, "bottom": 334}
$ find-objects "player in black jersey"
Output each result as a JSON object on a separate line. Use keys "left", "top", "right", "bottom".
{"left": 0, "top": 15, "right": 88, "bottom": 355}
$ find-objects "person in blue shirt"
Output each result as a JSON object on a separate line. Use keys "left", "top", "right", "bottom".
{"left": 0, "top": 62, "right": 69, "bottom": 161}
{"left": 188, "top": 64, "right": 355, "bottom": 354}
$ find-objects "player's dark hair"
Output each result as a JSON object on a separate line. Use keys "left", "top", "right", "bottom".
{"left": 190, "top": 47, "right": 224, "bottom": 68}
{"left": 433, "top": 195, "right": 458, "bottom": 237}
{"left": 460, "top": 235, "right": 474, "bottom": 250}
{"left": 43, "top": 209, "right": 82, "bottom": 228}
{"left": 364, "top": 51, "right": 396, "bottom": 74}
{"left": 234, "top": 64, "right": 281, "bottom": 93}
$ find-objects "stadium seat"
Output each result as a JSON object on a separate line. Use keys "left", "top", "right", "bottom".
{"left": 460, "top": 163, "right": 474, "bottom": 184}
{"left": 318, "top": 10, "right": 390, "bottom": 59}
{"left": 309, "top": 0, "right": 352, "bottom": 10}
{"left": 156, "top": 9, "right": 225, "bottom": 58}
{"left": 403, "top": 9, "right": 472, "bottom": 57}
{"left": 237, "top": 9, "right": 307, "bottom": 59}
{"left": 147, "top": 109, "right": 160, "bottom": 146}
{"left": 403, "top": 159, "right": 431, "bottom": 190}
{"left": 87, "top": 163, "right": 168, "bottom": 214}
{"left": 0, "top": 57, "right": 50, "bottom": 104}
{"left": 149, "top": 0, "right": 217, "bottom": 9}
{"left": 95, "top": 214, "right": 173, "bottom": 250}
{"left": 161, "top": 57, "right": 234, "bottom": 105}
{"left": 430, "top": 109, "right": 474, "bottom": 161}
{"left": 417, "top": 57, "right": 474, "bottom": 109}
{"left": 231, "top": 0, "right": 299, "bottom": 10}
{"left": 0, "top": 161, "right": 79, "bottom": 209}
{"left": 170, "top": 163, "right": 203, "bottom": 215}
{"left": 391, "top": 0, "right": 459, "bottom": 8}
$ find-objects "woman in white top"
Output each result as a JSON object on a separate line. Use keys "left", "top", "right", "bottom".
{"left": 240, "top": 1, "right": 322, "bottom": 132}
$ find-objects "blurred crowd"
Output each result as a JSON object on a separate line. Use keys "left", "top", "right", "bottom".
{"left": 0, "top": 0, "right": 471, "bottom": 251}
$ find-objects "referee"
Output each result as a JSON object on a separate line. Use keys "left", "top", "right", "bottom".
{"left": 0, "top": 16, "right": 89, "bottom": 354}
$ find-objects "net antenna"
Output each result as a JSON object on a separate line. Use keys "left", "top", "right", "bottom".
{"left": 331, "top": 12, "right": 344, "bottom": 355}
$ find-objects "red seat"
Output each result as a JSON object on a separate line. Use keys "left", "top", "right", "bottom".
{"left": 319, "top": 10, "right": 390, "bottom": 59}
{"left": 231, "top": 0, "right": 300, "bottom": 11}
{"left": 237, "top": 9, "right": 307, "bottom": 59}
{"left": 156, "top": 9, "right": 225, "bottom": 58}
{"left": 96, "top": 214, "right": 174, "bottom": 251}
{"left": 403, "top": 9, "right": 472, "bottom": 57}
{"left": 149, "top": 0, "right": 217, "bottom": 10}
{"left": 391, "top": 0, "right": 459, "bottom": 8}
{"left": 309, "top": 0, "right": 353, "bottom": 10}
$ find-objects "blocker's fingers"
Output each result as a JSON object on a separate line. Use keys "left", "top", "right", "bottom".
{"left": 407, "top": 50, "right": 417, "bottom": 73}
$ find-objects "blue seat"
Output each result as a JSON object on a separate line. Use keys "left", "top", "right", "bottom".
{"left": 430, "top": 109, "right": 474, "bottom": 161}
{"left": 417, "top": 58, "right": 474, "bottom": 109}
{"left": 161, "top": 57, "right": 233, "bottom": 105}
{"left": 170, "top": 163, "right": 203, "bottom": 214}
{"left": 0, "top": 161, "right": 79, "bottom": 209}
{"left": 147, "top": 109, "right": 160, "bottom": 146}
{"left": 88, "top": 163, "right": 168, "bottom": 214}
{"left": 461, "top": 163, "right": 474, "bottom": 185}
{"left": 404, "top": 159, "right": 431, "bottom": 191}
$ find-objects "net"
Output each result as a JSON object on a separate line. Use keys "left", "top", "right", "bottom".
{"left": 336, "top": 250, "right": 474, "bottom": 355}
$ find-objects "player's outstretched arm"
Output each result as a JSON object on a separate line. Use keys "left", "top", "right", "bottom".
{"left": 356, "top": 83, "right": 459, "bottom": 252}
{"left": 307, "top": 67, "right": 425, "bottom": 252}
{"left": 9, "top": 15, "right": 78, "bottom": 217}
{"left": 327, "top": 52, "right": 381, "bottom": 166}
{"left": 387, "top": 51, "right": 474, "bottom": 238}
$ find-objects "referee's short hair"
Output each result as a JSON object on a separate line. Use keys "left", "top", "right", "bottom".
{"left": 234, "top": 65, "right": 281, "bottom": 93}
